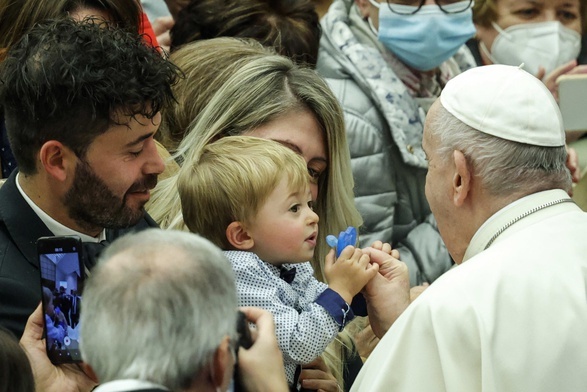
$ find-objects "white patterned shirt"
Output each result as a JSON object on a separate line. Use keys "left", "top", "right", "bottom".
{"left": 225, "top": 251, "right": 354, "bottom": 385}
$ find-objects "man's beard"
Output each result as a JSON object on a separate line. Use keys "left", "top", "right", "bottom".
{"left": 64, "top": 159, "right": 157, "bottom": 233}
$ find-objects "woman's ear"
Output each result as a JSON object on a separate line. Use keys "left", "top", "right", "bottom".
{"left": 226, "top": 221, "right": 254, "bottom": 250}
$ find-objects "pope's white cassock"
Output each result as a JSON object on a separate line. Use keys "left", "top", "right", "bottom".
{"left": 352, "top": 189, "right": 587, "bottom": 392}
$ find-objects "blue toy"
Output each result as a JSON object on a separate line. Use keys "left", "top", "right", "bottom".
{"left": 326, "top": 226, "right": 358, "bottom": 257}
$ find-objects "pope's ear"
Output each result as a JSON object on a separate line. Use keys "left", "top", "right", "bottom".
{"left": 452, "top": 150, "right": 471, "bottom": 207}
{"left": 226, "top": 221, "right": 254, "bottom": 250}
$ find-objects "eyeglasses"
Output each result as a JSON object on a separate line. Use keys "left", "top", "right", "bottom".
{"left": 384, "top": 0, "right": 473, "bottom": 15}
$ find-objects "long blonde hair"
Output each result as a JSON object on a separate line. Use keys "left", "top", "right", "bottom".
{"left": 147, "top": 38, "right": 363, "bottom": 387}
{"left": 149, "top": 38, "right": 362, "bottom": 281}
{"left": 157, "top": 38, "right": 269, "bottom": 153}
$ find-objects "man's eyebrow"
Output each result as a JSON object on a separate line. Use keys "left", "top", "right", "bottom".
{"left": 125, "top": 132, "right": 154, "bottom": 148}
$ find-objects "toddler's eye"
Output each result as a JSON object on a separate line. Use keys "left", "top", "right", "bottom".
{"left": 289, "top": 204, "right": 300, "bottom": 213}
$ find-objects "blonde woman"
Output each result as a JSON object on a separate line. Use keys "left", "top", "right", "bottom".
{"left": 147, "top": 38, "right": 365, "bottom": 390}
{"left": 150, "top": 38, "right": 362, "bottom": 283}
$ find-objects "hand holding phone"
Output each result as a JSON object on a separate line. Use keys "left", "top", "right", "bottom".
{"left": 19, "top": 304, "right": 98, "bottom": 391}
{"left": 37, "top": 236, "right": 84, "bottom": 365}
{"left": 233, "top": 310, "right": 253, "bottom": 392}
{"left": 233, "top": 308, "right": 289, "bottom": 392}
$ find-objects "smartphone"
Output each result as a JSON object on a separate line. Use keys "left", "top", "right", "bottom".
{"left": 557, "top": 74, "right": 587, "bottom": 133}
{"left": 233, "top": 311, "right": 253, "bottom": 392}
{"left": 37, "top": 235, "right": 84, "bottom": 365}
{"left": 236, "top": 310, "right": 253, "bottom": 350}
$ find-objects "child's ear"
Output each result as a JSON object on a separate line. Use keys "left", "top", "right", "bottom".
{"left": 226, "top": 221, "right": 254, "bottom": 250}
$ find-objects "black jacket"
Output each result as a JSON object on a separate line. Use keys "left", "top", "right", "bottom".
{"left": 0, "top": 171, "right": 158, "bottom": 337}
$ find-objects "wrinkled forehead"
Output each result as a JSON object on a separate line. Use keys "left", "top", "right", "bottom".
{"left": 68, "top": 6, "right": 114, "bottom": 23}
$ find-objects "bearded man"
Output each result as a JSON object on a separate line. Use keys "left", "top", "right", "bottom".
{"left": 0, "top": 18, "right": 179, "bottom": 337}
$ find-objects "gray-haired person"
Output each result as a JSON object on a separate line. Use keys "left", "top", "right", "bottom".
{"left": 0, "top": 17, "right": 175, "bottom": 338}
{"left": 353, "top": 64, "right": 587, "bottom": 391}
{"left": 19, "top": 229, "right": 288, "bottom": 392}
{"left": 81, "top": 229, "right": 288, "bottom": 392}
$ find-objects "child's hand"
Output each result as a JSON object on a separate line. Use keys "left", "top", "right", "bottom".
{"left": 324, "top": 246, "right": 379, "bottom": 303}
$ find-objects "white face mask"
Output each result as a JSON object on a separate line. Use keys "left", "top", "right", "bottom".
{"left": 480, "top": 21, "right": 581, "bottom": 77}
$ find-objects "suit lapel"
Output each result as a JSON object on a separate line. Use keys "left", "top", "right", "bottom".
{"left": 0, "top": 171, "right": 53, "bottom": 268}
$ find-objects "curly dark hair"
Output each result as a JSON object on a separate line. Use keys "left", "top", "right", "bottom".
{"left": 0, "top": 18, "right": 180, "bottom": 174}
{"left": 170, "top": 0, "right": 321, "bottom": 68}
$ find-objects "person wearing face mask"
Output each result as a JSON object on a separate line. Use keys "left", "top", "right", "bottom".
{"left": 316, "top": 0, "right": 476, "bottom": 289}
{"left": 469, "top": 0, "right": 587, "bottom": 179}
{"left": 470, "top": 0, "right": 587, "bottom": 100}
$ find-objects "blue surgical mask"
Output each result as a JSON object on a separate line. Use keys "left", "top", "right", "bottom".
{"left": 368, "top": 1, "right": 476, "bottom": 71}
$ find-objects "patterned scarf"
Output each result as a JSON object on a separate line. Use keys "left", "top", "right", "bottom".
{"left": 320, "top": 0, "right": 476, "bottom": 168}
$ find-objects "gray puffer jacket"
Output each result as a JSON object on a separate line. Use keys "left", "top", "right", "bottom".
{"left": 316, "top": 0, "right": 476, "bottom": 285}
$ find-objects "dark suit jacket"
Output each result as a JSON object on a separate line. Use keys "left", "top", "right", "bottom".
{"left": 0, "top": 171, "right": 158, "bottom": 338}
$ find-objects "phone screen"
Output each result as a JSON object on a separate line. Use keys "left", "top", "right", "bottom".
{"left": 557, "top": 74, "right": 587, "bottom": 133}
{"left": 37, "top": 236, "right": 84, "bottom": 364}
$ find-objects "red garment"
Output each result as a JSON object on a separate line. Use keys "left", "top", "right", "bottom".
{"left": 140, "top": 12, "right": 159, "bottom": 48}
